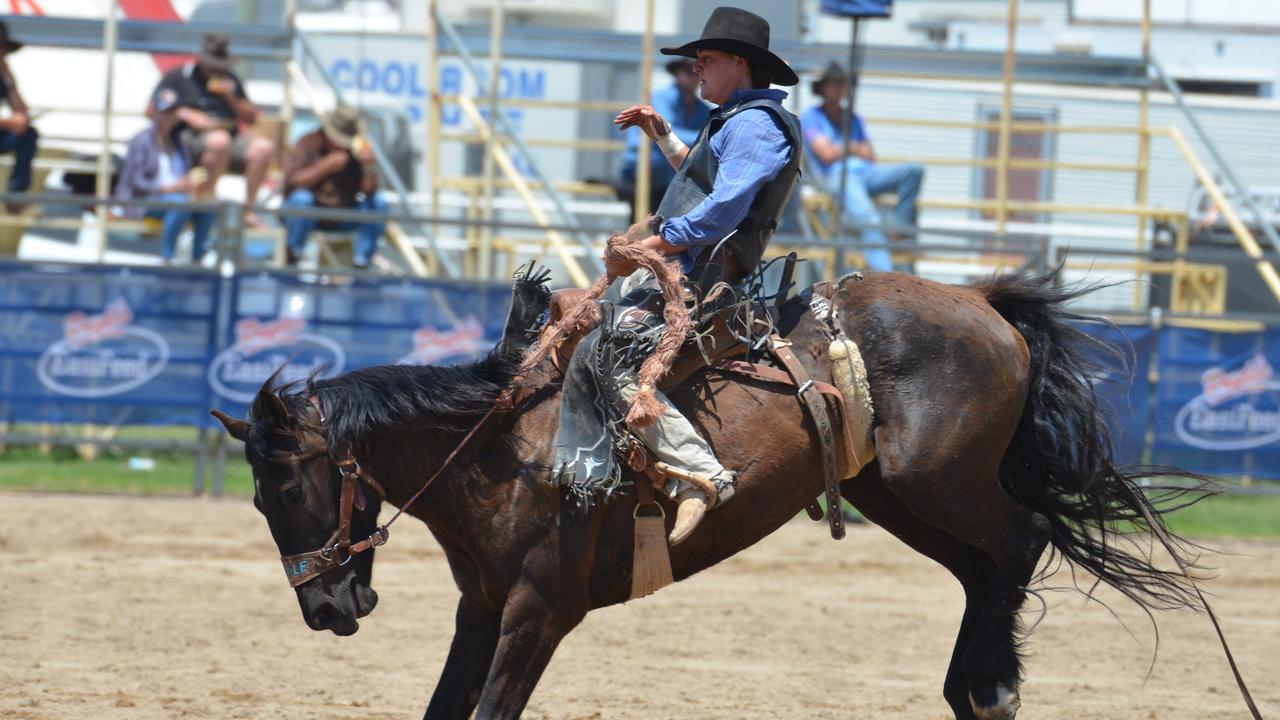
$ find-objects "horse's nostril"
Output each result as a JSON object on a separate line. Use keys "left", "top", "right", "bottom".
{"left": 311, "top": 603, "right": 337, "bottom": 629}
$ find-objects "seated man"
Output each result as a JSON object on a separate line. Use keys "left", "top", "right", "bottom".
{"left": 114, "top": 89, "right": 214, "bottom": 264}
{"left": 617, "top": 57, "right": 711, "bottom": 216}
{"left": 281, "top": 105, "right": 385, "bottom": 269}
{"left": 148, "top": 33, "right": 275, "bottom": 227}
{"left": 0, "top": 22, "right": 38, "bottom": 214}
{"left": 801, "top": 62, "right": 923, "bottom": 272}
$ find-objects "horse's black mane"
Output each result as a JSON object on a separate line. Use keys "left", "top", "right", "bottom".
{"left": 304, "top": 350, "right": 518, "bottom": 450}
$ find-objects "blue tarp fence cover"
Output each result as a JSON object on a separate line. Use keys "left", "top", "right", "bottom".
{"left": 0, "top": 261, "right": 510, "bottom": 430}
{"left": 2, "top": 261, "right": 1279, "bottom": 479}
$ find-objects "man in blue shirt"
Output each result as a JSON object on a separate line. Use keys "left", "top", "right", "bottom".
{"left": 554, "top": 7, "right": 802, "bottom": 545}
{"left": 618, "top": 58, "right": 711, "bottom": 215}
{"left": 801, "top": 62, "right": 923, "bottom": 272}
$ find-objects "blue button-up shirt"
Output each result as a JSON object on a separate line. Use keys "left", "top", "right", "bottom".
{"left": 800, "top": 104, "right": 870, "bottom": 177}
{"left": 658, "top": 88, "right": 792, "bottom": 272}
{"left": 620, "top": 83, "right": 712, "bottom": 189}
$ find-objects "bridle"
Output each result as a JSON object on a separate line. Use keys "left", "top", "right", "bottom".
{"left": 278, "top": 395, "right": 502, "bottom": 588}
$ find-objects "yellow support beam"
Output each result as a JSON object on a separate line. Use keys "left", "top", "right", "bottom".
{"left": 1160, "top": 125, "right": 1280, "bottom": 305}
{"left": 457, "top": 94, "right": 593, "bottom": 288}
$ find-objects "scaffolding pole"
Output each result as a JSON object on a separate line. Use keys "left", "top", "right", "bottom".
{"left": 634, "top": 0, "right": 656, "bottom": 224}
{"left": 1134, "top": 0, "right": 1152, "bottom": 309}
{"left": 477, "top": 0, "right": 504, "bottom": 279}
{"left": 94, "top": 0, "right": 119, "bottom": 262}
{"left": 995, "top": 0, "right": 1019, "bottom": 235}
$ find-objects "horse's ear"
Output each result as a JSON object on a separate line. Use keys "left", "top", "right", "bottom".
{"left": 252, "top": 388, "right": 293, "bottom": 428}
{"left": 210, "top": 410, "right": 250, "bottom": 441}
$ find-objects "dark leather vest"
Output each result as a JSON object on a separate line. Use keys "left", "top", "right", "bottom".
{"left": 655, "top": 95, "right": 802, "bottom": 282}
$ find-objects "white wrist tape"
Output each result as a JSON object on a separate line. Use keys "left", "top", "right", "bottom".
{"left": 656, "top": 132, "right": 686, "bottom": 160}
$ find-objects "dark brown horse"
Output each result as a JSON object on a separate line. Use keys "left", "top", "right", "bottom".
{"left": 214, "top": 270, "right": 1207, "bottom": 720}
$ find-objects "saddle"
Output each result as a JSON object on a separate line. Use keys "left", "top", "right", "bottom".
{"left": 541, "top": 266, "right": 876, "bottom": 543}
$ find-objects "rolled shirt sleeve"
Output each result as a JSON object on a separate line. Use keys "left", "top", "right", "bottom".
{"left": 658, "top": 106, "right": 791, "bottom": 263}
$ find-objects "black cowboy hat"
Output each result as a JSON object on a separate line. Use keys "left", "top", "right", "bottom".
{"left": 0, "top": 21, "right": 24, "bottom": 53}
{"left": 198, "top": 32, "right": 233, "bottom": 73}
{"left": 811, "top": 61, "right": 849, "bottom": 95}
{"left": 660, "top": 6, "right": 798, "bottom": 87}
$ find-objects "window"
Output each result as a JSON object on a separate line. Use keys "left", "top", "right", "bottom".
{"left": 972, "top": 105, "right": 1057, "bottom": 224}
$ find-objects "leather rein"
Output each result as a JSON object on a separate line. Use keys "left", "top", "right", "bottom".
{"left": 278, "top": 397, "right": 500, "bottom": 588}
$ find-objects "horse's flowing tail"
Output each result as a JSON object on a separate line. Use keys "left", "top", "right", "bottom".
{"left": 980, "top": 272, "right": 1208, "bottom": 612}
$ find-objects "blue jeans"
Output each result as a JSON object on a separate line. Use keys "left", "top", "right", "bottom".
{"left": 824, "top": 159, "right": 923, "bottom": 272}
{"left": 0, "top": 126, "right": 39, "bottom": 193}
{"left": 283, "top": 189, "right": 386, "bottom": 266}
{"left": 146, "top": 192, "right": 215, "bottom": 262}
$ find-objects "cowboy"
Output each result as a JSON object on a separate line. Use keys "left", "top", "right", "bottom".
{"left": 618, "top": 57, "right": 711, "bottom": 216}
{"left": 280, "top": 104, "right": 385, "bottom": 269}
{"left": 554, "top": 7, "right": 801, "bottom": 544}
{"left": 0, "top": 20, "right": 38, "bottom": 214}
{"left": 148, "top": 33, "right": 276, "bottom": 228}
{"left": 801, "top": 61, "right": 923, "bottom": 272}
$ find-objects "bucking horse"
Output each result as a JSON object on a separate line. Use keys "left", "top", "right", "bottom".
{"left": 213, "top": 252, "right": 1258, "bottom": 719}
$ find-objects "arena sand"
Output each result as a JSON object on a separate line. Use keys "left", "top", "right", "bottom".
{"left": 0, "top": 491, "right": 1276, "bottom": 719}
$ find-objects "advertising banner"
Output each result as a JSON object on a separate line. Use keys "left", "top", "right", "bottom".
{"left": 1152, "top": 325, "right": 1280, "bottom": 480}
{"left": 0, "top": 263, "right": 512, "bottom": 430}
{"left": 1075, "top": 322, "right": 1154, "bottom": 466}
{"left": 206, "top": 273, "right": 511, "bottom": 423}
{"left": 0, "top": 263, "right": 221, "bottom": 427}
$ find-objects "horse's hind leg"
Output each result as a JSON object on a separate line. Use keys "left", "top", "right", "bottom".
{"left": 874, "top": 419, "right": 1051, "bottom": 720}
{"left": 843, "top": 467, "right": 995, "bottom": 720}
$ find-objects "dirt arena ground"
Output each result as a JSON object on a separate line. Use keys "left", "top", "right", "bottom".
{"left": 0, "top": 491, "right": 1276, "bottom": 719}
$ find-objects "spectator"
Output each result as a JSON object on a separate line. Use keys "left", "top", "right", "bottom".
{"left": 619, "top": 58, "right": 711, "bottom": 215}
{"left": 148, "top": 33, "right": 274, "bottom": 227}
{"left": 281, "top": 105, "right": 385, "bottom": 269}
{"left": 115, "top": 88, "right": 215, "bottom": 265}
{"left": 801, "top": 62, "right": 923, "bottom": 272}
{"left": 0, "top": 21, "right": 38, "bottom": 214}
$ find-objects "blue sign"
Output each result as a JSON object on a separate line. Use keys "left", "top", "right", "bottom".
{"left": 0, "top": 262, "right": 512, "bottom": 430}
{"left": 1152, "top": 326, "right": 1280, "bottom": 480}
{"left": 208, "top": 272, "right": 511, "bottom": 423}
{"left": 1075, "top": 322, "right": 1154, "bottom": 466}
{"left": 0, "top": 262, "right": 221, "bottom": 427}
{"left": 820, "top": 0, "right": 893, "bottom": 19}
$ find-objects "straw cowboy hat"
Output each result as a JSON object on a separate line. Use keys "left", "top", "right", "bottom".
{"left": 322, "top": 104, "right": 363, "bottom": 150}
{"left": 660, "top": 6, "right": 799, "bottom": 87}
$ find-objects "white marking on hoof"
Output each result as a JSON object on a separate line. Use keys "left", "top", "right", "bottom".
{"left": 970, "top": 684, "right": 1021, "bottom": 720}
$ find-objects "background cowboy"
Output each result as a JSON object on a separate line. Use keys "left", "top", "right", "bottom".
{"left": 0, "top": 20, "right": 38, "bottom": 214}
{"left": 281, "top": 104, "right": 385, "bottom": 270}
{"left": 801, "top": 61, "right": 924, "bottom": 272}
{"left": 556, "top": 7, "right": 803, "bottom": 544}
{"left": 148, "top": 33, "right": 275, "bottom": 228}
{"left": 617, "top": 57, "right": 711, "bottom": 216}
{"left": 114, "top": 88, "right": 214, "bottom": 265}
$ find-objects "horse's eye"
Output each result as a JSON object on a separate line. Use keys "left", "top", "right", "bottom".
{"left": 279, "top": 484, "right": 304, "bottom": 505}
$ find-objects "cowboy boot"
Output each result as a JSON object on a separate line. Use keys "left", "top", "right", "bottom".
{"left": 669, "top": 470, "right": 736, "bottom": 545}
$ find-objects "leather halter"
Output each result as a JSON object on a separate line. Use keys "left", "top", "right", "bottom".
{"left": 279, "top": 454, "right": 390, "bottom": 588}
{"left": 277, "top": 394, "right": 500, "bottom": 588}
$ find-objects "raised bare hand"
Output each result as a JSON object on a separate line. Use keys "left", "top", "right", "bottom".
{"left": 613, "top": 104, "right": 672, "bottom": 141}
